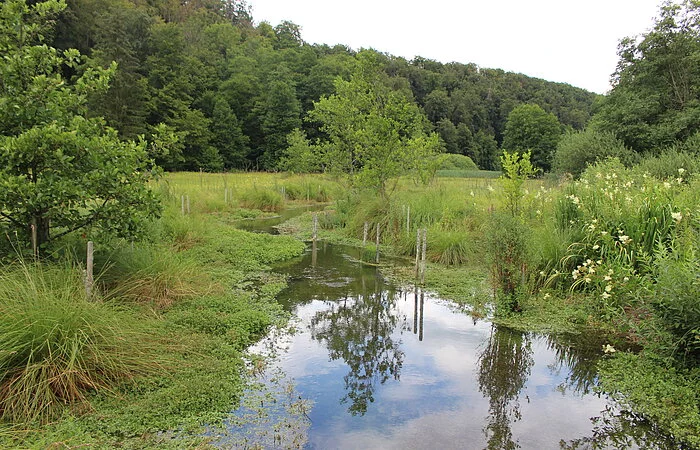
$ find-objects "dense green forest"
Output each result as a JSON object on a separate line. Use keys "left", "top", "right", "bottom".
{"left": 47, "top": 0, "right": 598, "bottom": 172}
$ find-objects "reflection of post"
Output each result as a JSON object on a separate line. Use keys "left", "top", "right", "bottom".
{"left": 413, "top": 285, "right": 418, "bottom": 335}
{"left": 375, "top": 223, "right": 380, "bottom": 264}
{"left": 312, "top": 213, "right": 318, "bottom": 242}
{"left": 312, "top": 240, "right": 317, "bottom": 268}
{"left": 419, "top": 290, "right": 425, "bottom": 341}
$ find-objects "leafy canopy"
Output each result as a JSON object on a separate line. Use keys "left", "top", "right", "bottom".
{"left": 0, "top": 0, "right": 161, "bottom": 251}
{"left": 502, "top": 104, "right": 561, "bottom": 172}
{"left": 307, "top": 51, "right": 442, "bottom": 198}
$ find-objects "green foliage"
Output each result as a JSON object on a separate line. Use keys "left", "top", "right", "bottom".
{"left": 0, "top": 260, "right": 160, "bottom": 423}
{"left": 486, "top": 212, "right": 529, "bottom": 313}
{"left": 500, "top": 150, "right": 537, "bottom": 216}
{"left": 0, "top": 0, "right": 161, "bottom": 251}
{"left": 308, "top": 51, "right": 443, "bottom": 198}
{"left": 277, "top": 129, "right": 320, "bottom": 173}
{"left": 552, "top": 128, "right": 639, "bottom": 177}
{"left": 636, "top": 143, "right": 700, "bottom": 180}
{"left": 438, "top": 153, "right": 479, "bottom": 171}
{"left": 502, "top": 104, "right": 562, "bottom": 172}
{"left": 239, "top": 188, "right": 284, "bottom": 212}
{"left": 593, "top": 1, "right": 700, "bottom": 153}
{"left": 427, "top": 230, "right": 474, "bottom": 265}
{"left": 598, "top": 352, "right": 700, "bottom": 449}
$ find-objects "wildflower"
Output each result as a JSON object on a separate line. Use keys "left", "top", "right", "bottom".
{"left": 539, "top": 271, "right": 545, "bottom": 276}
{"left": 672, "top": 211, "right": 683, "bottom": 222}
{"left": 678, "top": 168, "right": 686, "bottom": 175}
{"left": 602, "top": 292, "right": 611, "bottom": 300}
{"left": 543, "top": 293, "right": 551, "bottom": 300}
{"left": 597, "top": 260, "right": 603, "bottom": 265}
{"left": 588, "top": 223, "right": 596, "bottom": 231}
{"left": 536, "top": 209, "right": 541, "bottom": 215}
{"left": 487, "top": 185, "right": 494, "bottom": 192}
{"left": 664, "top": 182, "right": 672, "bottom": 189}
{"left": 572, "top": 271, "right": 579, "bottom": 280}
{"left": 623, "top": 277, "right": 630, "bottom": 282}
{"left": 605, "top": 284, "right": 613, "bottom": 292}
{"left": 588, "top": 267, "right": 596, "bottom": 274}
{"left": 592, "top": 244, "right": 600, "bottom": 250}
{"left": 603, "top": 344, "right": 616, "bottom": 354}
{"left": 618, "top": 235, "right": 631, "bottom": 245}
{"left": 677, "top": 178, "right": 683, "bottom": 184}
{"left": 601, "top": 231, "right": 608, "bottom": 236}
{"left": 584, "top": 276, "right": 592, "bottom": 283}
{"left": 604, "top": 275, "right": 612, "bottom": 281}
{"left": 608, "top": 269, "right": 614, "bottom": 275}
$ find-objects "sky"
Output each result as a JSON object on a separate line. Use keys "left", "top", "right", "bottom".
{"left": 249, "top": 0, "right": 663, "bottom": 94}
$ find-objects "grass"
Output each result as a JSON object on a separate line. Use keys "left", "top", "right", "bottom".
{"left": 0, "top": 260, "right": 162, "bottom": 423}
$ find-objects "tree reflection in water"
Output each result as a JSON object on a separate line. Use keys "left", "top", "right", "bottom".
{"left": 309, "top": 278, "right": 405, "bottom": 415}
{"left": 477, "top": 326, "right": 534, "bottom": 450}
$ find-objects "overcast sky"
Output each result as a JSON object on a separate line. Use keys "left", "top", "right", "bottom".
{"left": 249, "top": 0, "right": 663, "bottom": 94}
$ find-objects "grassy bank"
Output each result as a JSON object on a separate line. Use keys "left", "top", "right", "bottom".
{"left": 0, "top": 173, "right": 338, "bottom": 448}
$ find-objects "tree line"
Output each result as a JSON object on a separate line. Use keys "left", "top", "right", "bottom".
{"left": 49, "top": 0, "right": 599, "bottom": 172}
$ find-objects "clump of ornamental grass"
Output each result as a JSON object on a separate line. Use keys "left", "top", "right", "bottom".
{"left": 0, "top": 260, "right": 161, "bottom": 423}
{"left": 239, "top": 188, "right": 284, "bottom": 212}
{"left": 96, "top": 244, "right": 210, "bottom": 309}
{"left": 427, "top": 229, "right": 475, "bottom": 265}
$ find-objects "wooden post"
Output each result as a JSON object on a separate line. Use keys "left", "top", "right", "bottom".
{"left": 414, "top": 228, "right": 421, "bottom": 278}
{"left": 363, "top": 222, "right": 368, "bottom": 247}
{"left": 419, "top": 290, "right": 425, "bottom": 341}
{"left": 30, "top": 221, "right": 38, "bottom": 258}
{"left": 375, "top": 223, "right": 380, "bottom": 264}
{"left": 181, "top": 195, "right": 185, "bottom": 215}
{"left": 312, "top": 213, "right": 318, "bottom": 242}
{"left": 413, "top": 285, "right": 418, "bottom": 335}
{"left": 281, "top": 185, "right": 286, "bottom": 201}
{"left": 86, "top": 241, "right": 94, "bottom": 299}
{"left": 420, "top": 228, "right": 427, "bottom": 284}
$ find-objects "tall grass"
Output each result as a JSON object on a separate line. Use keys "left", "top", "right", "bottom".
{"left": 0, "top": 261, "right": 160, "bottom": 423}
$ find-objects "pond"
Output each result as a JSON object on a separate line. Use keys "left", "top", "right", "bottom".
{"left": 218, "top": 224, "right": 676, "bottom": 448}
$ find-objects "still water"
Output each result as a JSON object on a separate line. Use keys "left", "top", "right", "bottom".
{"left": 223, "top": 240, "right": 675, "bottom": 449}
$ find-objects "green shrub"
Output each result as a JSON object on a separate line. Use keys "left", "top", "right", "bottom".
{"left": 552, "top": 129, "right": 638, "bottom": 178}
{"left": 486, "top": 212, "right": 530, "bottom": 313}
{"left": 439, "top": 153, "right": 479, "bottom": 171}
{"left": 635, "top": 149, "right": 700, "bottom": 181}
{"left": 0, "top": 261, "right": 159, "bottom": 423}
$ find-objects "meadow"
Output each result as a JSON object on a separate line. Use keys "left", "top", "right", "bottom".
{"left": 0, "top": 164, "right": 698, "bottom": 448}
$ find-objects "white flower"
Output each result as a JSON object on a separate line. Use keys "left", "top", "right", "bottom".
{"left": 592, "top": 244, "right": 600, "bottom": 250}
{"left": 543, "top": 293, "right": 551, "bottom": 299}
{"left": 603, "top": 344, "right": 616, "bottom": 353}
{"left": 604, "top": 275, "right": 612, "bottom": 281}
{"left": 470, "top": 191, "right": 475, "bottom": 197}
{"left": 602, "top": 292, "right": 611, "bottom": 300}
{"left": 584, "top": 276, "right": 592, "bottom": 283}
{"left": 664, "top": 182, "right": 672, "bottom": 189}
{"left": 601, "top": 231, "right": 608, "bottom": 236}
{"left": 678, "top": 168, "right": 686, "bottom": 174}
{"left": 589, "top": 267, "right": 596, "bottom": 274}
{"left": 487, "top": 185, "right": 494, "bottom": 192}
{"left": 618, "top": 235, "right": 631, "bottom": 245}
{"left": 623, "top": 277, "right": 630, "bottom": 282}
{"left": 672, "top": 211, "right": 683, "bottom": 222}
{"left": 605, "top": 284, "right": 613, "bottom": 292}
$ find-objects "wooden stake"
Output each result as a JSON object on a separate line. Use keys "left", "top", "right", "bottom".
{"left": 420, "top": 228, "right": 427, "bottom": 284}
{"left": 375, "top": 223, "right": 380, "bottom": 264}
{"left": 86, "top": 241, "right": 94, "bottom": 299}
{"left": 414, "top": 228, "right": 421, "bottom": 278}
{"left": 30, "top": 221, "right": 38, "bottom": 258}
{"left": 312, "top": 213, "right": 318, "bottom": 242}
{"left": 363, "top": 222, "right": 368, "bottom": 247}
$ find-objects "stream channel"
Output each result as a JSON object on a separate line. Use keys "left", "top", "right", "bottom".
{"left": 217, "top": 208, "right": 677, "bottom": 449}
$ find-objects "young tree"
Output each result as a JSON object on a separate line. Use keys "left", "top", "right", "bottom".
{"left": 502, "top": 104, "right": 562, "bottom": 172}
{"left": 308, "top": 51, "right": 443, "bottom": 198}
{"left": 0, "top": 0, "right": 161, "bottom": 251}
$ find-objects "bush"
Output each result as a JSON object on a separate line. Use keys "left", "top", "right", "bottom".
{"left": 0, "top": 261, "right": 159, "bottom": 423}
{"left": 635, "top": 148, "right": 700, "bottom": 181}
{"left": 439, "top": 153, "right": 479, "bottom": 171}
{"left": 552, "top": 129, "right": 638, "bottom": 178}
{"left": 486, "top": 212, "right": 530, "bottom": 313}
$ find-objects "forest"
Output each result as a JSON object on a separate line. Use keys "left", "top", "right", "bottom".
{"left": 0, "top": 0, "right": 699, "bottom": 448}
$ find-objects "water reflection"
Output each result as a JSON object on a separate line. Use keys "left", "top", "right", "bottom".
{"left": 477, "top": 326, "right": 534, "bottom": 449}
{"left": 309, "top": 280, "right": 405, "bottom": 415}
